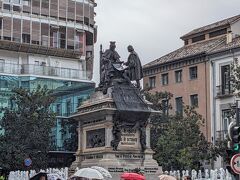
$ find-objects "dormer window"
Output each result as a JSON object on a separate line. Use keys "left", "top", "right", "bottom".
{"left": 192, "top": 34, "right": 205, "bottom": 43}
{"left": 3, "top": 4, "right": 11, "bottom": 11}
{"left": 209, "top": 28, "right": 227, "bottom": 38}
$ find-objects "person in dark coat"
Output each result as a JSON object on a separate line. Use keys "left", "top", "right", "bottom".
{"left": 124, "top": 45, "right": 143, "bottom": 88}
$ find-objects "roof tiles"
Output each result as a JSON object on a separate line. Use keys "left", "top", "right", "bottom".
{"left": 144, "top": 36, "right": 226, "bottom": 68}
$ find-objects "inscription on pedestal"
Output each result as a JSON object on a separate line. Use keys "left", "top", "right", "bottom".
{"left": 119, "top": 128, "right": 139, "bottom": 147}
{"left": 108, "top": 167, "right": 158, "bottom": 174}
{"left": 86, "top": 128, "right": 105, "bottom": 148}
{"left": 82, "top": 154, "right": 103, "bottom": 160}
{"left": 115, "top": 154, "right": 143, "bottom": 159}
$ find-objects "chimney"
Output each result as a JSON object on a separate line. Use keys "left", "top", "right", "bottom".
{"left": 227, "top": 30, "right": 233, "bottom": 44}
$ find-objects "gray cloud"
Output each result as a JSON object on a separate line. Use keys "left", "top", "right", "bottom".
{"left": 93, "top": 0, "right": 240, "bottom": 83}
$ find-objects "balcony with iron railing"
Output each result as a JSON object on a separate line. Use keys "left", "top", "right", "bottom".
{"left": 216, "top": 84, "right": 234, "bottom": 98}
{"left": 0, "top": 62, "right": 21, "bottom": 74}
{"left": 0, "top": 62, "right": 92, "bottom": 81}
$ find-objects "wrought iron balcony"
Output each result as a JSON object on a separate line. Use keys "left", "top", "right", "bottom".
{"left": 216, "top": 84, "right": 233, "bottom": 97}
{"left": 0, "top": 63, "right": 92, "bottom": 81}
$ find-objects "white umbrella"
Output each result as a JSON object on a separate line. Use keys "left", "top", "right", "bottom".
{"left": 73, "top": 168, "right": 104, "bottom": 179}
{"left": 47, "top": 173, "right": 64, "bottom": 180}
{"left": 91, "top": 166, "right": 112, "bottom": 178}
{"left": 158, "top": 175, "right": 176, "bottom": 180}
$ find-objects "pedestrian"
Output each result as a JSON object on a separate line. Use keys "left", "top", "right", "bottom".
{"left": 183, "top": 176, "right": 191, "bottom": 180}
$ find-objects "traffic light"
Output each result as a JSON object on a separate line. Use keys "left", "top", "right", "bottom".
{"left": 233, "top": 143, "right": 240, "bottom": 151}
{"left": 226, "top": 123, "right": 240, "bottom": 175}
{"left": 232, "top": 126, "right": 240, "bottom": 144}
{"left": 228, "top": 123, "right": 240, "bottom": 148}
{"left": 232, "top": 125, "right": 240, "bottom": 155}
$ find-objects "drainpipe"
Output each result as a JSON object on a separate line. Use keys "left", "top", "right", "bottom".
{"left": 204, "top": 60, "right": 209, "bottom": 140}
{"left": 211, "top": 59, "right": 216, "bottom": 145}
{"left": 210, "top": 58, "right": 216, "bottom": 169}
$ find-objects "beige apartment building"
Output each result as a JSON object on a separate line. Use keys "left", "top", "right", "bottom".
{"left": 143, "top": 15, "right": 240, "bottom": 142}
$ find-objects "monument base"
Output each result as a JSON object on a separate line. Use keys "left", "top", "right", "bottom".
{"left": 70, "top": 149, "right": 161, "bottom": 180}
{"left": 69, "top": 89, "right": 162, "bottom": 179}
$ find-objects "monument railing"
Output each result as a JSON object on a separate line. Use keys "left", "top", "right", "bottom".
{"left": 8, "top": 168, "right": 233, "bottom": 180}
{"left": 8, "top": 167, "right": 68, "bottom": 180}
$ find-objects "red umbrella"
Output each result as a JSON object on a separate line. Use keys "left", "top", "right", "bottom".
{"left": 120, "top": 173, "right": 146, "bottom": 180}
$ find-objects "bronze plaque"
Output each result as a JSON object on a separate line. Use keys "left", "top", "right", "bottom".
{"left": 86, "top": 128, "right": 105, "bottom": 148}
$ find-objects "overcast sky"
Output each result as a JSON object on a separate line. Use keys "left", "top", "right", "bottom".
{"left": 93, "top": 0, "right": 240, "bottom": 83}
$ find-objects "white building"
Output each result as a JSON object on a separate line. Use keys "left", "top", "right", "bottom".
{"left": 209, "top": 19, "right": 240, "bottom": 168}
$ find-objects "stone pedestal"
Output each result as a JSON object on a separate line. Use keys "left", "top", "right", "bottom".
{"left": 70, "top": 90, "right": 162, "bottom": 180}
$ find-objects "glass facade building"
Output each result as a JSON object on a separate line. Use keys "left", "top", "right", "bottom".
{"left": 0, "top": 0, "right": 97, "bottom": 167}
{"left": 0, "top": 74, "right": 95, "bottom": 151}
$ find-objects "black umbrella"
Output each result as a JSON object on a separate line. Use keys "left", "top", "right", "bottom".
{"left": 30, "top": 172, "right": 48, "bottom": 180}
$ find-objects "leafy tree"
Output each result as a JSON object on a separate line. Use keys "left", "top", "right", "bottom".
{"left": 144, "top": 91, "right": 224, "bottom": 170}
{"left": 60, "top": 119, "right": 78, "bottom": 152}
{"left": 154, "top": 106, "right": 216, "bottom": 170}
{"left": 144, "top": 91, "right": 172, "bottom": 151}
{"left": 59, "top": 97, "right": 88, "bottom": 152}
{"left": 0, "top": 86, "right": 55, "bottom": 171}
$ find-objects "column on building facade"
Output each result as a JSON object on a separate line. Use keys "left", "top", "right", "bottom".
{"left": 76, "top": 120, "right": 82, "bottom": 162}
{"left": 77, "top": 121, "right": 82, "bottom": 151}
